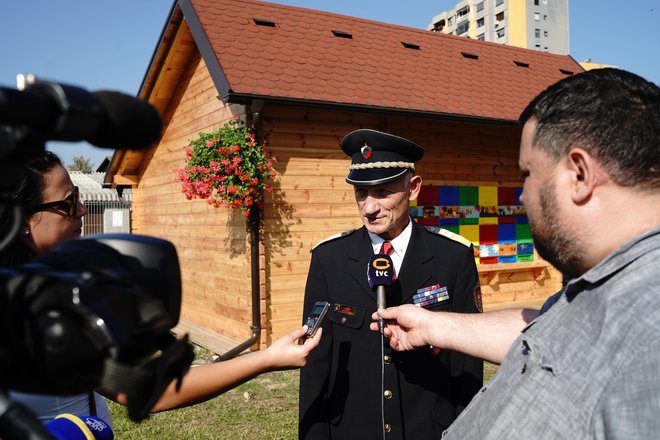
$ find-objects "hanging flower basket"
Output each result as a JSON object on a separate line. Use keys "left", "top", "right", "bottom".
{"left": 176, "top": 117, "right": 276, "bottom": 217}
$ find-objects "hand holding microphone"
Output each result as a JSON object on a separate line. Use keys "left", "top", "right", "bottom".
{"left": 369, "top": 304, "right": 437, "bottom": 351}
{"left": 367, "top": 254, "right": 395, "bottom": 334}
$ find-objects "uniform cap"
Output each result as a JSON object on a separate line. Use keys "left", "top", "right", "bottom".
{"left": 341, "top": 129, "right": 424, "bottom": 186}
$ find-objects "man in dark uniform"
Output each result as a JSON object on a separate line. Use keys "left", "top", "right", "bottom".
{"left": 299, "top": 129, "right": 483, "bottom": 440}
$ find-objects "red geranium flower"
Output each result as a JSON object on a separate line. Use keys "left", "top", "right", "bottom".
{"left": 175, "top": 117, "right": 277, "bottom": 217}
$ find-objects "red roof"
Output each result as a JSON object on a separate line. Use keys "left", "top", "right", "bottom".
{"left": 183, "top": 0, "right": 583, "bottom": 122}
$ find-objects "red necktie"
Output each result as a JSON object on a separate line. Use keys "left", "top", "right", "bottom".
{"left": 380, "top": 241, "right": 396, "bottom": 279}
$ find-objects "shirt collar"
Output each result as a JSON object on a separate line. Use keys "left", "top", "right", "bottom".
{"left": 368, "top": 217, "right": 413, "bottom": 256}
{"left": 565, "top": 225, "right": 660, "bottom": 298}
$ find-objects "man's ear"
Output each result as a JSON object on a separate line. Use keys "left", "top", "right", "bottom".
{"left": 408, "top": 175, "right": 423, "bottom": 201}
{"left": 566, "top": 148, "right": 601, "bottom": 204}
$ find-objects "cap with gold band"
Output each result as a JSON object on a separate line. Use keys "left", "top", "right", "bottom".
{"left": 341, "top": 129, "right": 425, "bottom": 186}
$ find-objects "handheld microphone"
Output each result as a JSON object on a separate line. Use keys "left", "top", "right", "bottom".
{"left": 45, "top": 414, "right": 114, "bottom": 440}
{"left": 367, "top": 254, "right": 395, "bottom": 334}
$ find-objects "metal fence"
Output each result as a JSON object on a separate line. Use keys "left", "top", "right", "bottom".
{"left": 70, "top": 172, "right": 132, "bottom": 236}
{"left": 81, "top": 200, "right": 132, "bottom": 236}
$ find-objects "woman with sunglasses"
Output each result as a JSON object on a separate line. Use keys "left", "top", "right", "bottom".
{"left": 0, "top": 151, "right": 110, "bottom": 424}
{"left": 0, "top": 152, "right": 85, "bottom": 266}
{"left": 0, "top": 151, "right": 321, "bottom": 427}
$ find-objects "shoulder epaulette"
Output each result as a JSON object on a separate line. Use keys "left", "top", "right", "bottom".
{"left": 311, "top": 229, "right": 358, "bottom": 252}
{"left": 424, "top": 226, "right": 473, "bottom": 248}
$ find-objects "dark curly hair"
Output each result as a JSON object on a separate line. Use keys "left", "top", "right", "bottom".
{"left": 519, "top": 68, "right": 660, "bottom": 190}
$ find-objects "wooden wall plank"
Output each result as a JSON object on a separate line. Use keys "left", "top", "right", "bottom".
{"left": 133, "top": 52, "right": 256, "bottom": 344}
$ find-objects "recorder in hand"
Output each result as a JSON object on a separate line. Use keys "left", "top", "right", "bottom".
{"left": 305, "top": 301, "right": 330, "bottom": 338}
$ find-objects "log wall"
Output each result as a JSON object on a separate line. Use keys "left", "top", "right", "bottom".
{"left": 133, "top": 51, "right": 261, "bottom": 348}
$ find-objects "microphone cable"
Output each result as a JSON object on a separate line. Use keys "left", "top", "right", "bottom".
{"left": 367, "top": 252, "right": 394, "bottom": 440}
{"left": 380, "top": 330, "right": 386, "bottom": 440}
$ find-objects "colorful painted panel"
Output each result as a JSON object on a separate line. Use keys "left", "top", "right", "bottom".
{"left": 410, "top": 185, "right": 534, "bottom": 264}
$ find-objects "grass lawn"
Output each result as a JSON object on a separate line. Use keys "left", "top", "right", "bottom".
{"left": 108, "top": 345, "right": 499, "bottom": 439}
{"left": 109, "top": 369, "right": 300, "bottom": 439}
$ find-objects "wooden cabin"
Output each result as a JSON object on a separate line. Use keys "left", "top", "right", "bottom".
{"left": 105, "top": 0, "right": 583, "bottom": 354}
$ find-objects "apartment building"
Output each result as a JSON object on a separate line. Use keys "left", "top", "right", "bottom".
{"left": 428, "top": 0, "right": 569, "bottom": 55}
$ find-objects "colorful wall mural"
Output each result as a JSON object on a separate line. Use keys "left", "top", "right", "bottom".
{"left": 410, "top": 185, "right": 534, "bottom": 264}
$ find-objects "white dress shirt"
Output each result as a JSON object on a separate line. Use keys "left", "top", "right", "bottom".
{"left": 367, "top": 218, "right": 413, "bottom": 275}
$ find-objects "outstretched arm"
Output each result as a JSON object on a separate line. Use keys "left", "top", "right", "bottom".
{"left": 111, "top": 325, "right": 322, "bottom": 412}
{"left": 370, "top": 305, "right": 538, "bottom": 364}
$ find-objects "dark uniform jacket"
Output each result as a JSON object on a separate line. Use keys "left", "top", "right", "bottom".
{"left": 299, "top": 223, "right": 483, "bottom": 440}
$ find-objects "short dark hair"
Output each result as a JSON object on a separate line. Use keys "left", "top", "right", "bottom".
{"left": 0, "top": 150, "right": 64, "bottom": 267}
{"left": 519, "top": 68, "right": 660, "bottom": 189}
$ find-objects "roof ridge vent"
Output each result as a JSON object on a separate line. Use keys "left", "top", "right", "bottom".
{"left": 332, "top": 30, "right": 353, "bottom": 39}
{"left": 559, "top": 68, "right": 574, "bottom": 75}
{"left": 461, "top": 51, "right": 479, "bottom": 60}
{"left": 514, "top": 60, "right": 530, "bottom": 67}
{"left": 401, "top": 42, "right": 421, "bottom": 50}
{"left": 253, "top": 18, "right": 277, "bottom": 27}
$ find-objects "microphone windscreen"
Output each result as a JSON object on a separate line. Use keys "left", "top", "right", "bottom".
{"left": 367, "top": 253, "right": 395, "bottom": 290}
{"left": 45, "top": 414, "right": 114, "bottom": 440}
{"left": 89, "top": 91, "right": 162, "bottom": 150}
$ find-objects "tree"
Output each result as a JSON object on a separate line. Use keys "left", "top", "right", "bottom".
{"left": 67, "top": 156, "right": 93, "bottom": 173}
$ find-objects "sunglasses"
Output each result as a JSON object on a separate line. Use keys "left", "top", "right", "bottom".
{"left": 27, "top": 186, "right": 80, "bottom": 217}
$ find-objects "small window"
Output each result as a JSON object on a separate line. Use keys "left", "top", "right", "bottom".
{"left": 477, "top": 33, "right": 485, "bottom": 41}
{"left": 496, "top": 11, "right": 505, "bottom": 22}
{"left": 535, "top": 44, "right": 541, "bottom": 48}
{"left": 253, "top": 18, "right": 276, "bottom": 27}
{"left": 477, "top": 18, "right": 485, "bottom": 28}
{"left": 433, "top": 20, "right": 445, "bottom": 32}
{"left": 332, "top": 30, "right": 353, "bottom": 39}
{"left": 535, "top": 28, "right": 540, "bottom": 38}
{"left": 544, "top": 30, "right": 548, "bottom": 37}
{"left": 476, "top": 2, "right": 484, "bottom": 12}
{"left": 401, "top": 41, "right": 421, "bottom": 50}
{"left": 461, "top": 51, "right": 479, "bottom": 60}
{"left": 457, "top": 6, "right": 470, "bottom": 20}
{"left": 448, "top": 16, "right": 455, "bottom": 25}
{"left": 534, "top": 12, "right": 540, "bottom": 21}
{"left": 544, "top": 14, "right": 548, "bottom": 20}
{"left": 534, "top": 0, "right": 539, "bottom": 4}
{"left": 496, "top": 27, "right": 505, "bottom": 38}
{"left": 514, "top": 60, "right": 530, "bottom": 68}
{"left": 457, "top": 21, "right": 469, "bottom": 35}
{"left": 496, "top": 0, "right": 504, "bottom": 6}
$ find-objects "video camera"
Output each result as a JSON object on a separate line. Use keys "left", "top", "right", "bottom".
{"left": 0, "top": 76, "right": 194, "bottom": 437}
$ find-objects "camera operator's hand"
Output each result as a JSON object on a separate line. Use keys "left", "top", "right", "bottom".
{"left": 261, "top": 325, "right": 322, "bottom": 369}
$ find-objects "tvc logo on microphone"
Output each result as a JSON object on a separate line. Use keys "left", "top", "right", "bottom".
{"left": 371, "top": 257, "right": 391, "bottom": 276}
{"left": 367, "top": 254, "right": 394, "bottom": 291}
{"left": 367, "top": 253, "right": 394, "bottom": 334}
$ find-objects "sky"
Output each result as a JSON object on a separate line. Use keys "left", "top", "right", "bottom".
{"left": 2, "top": 0, "right": 658, "bottom": 169}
